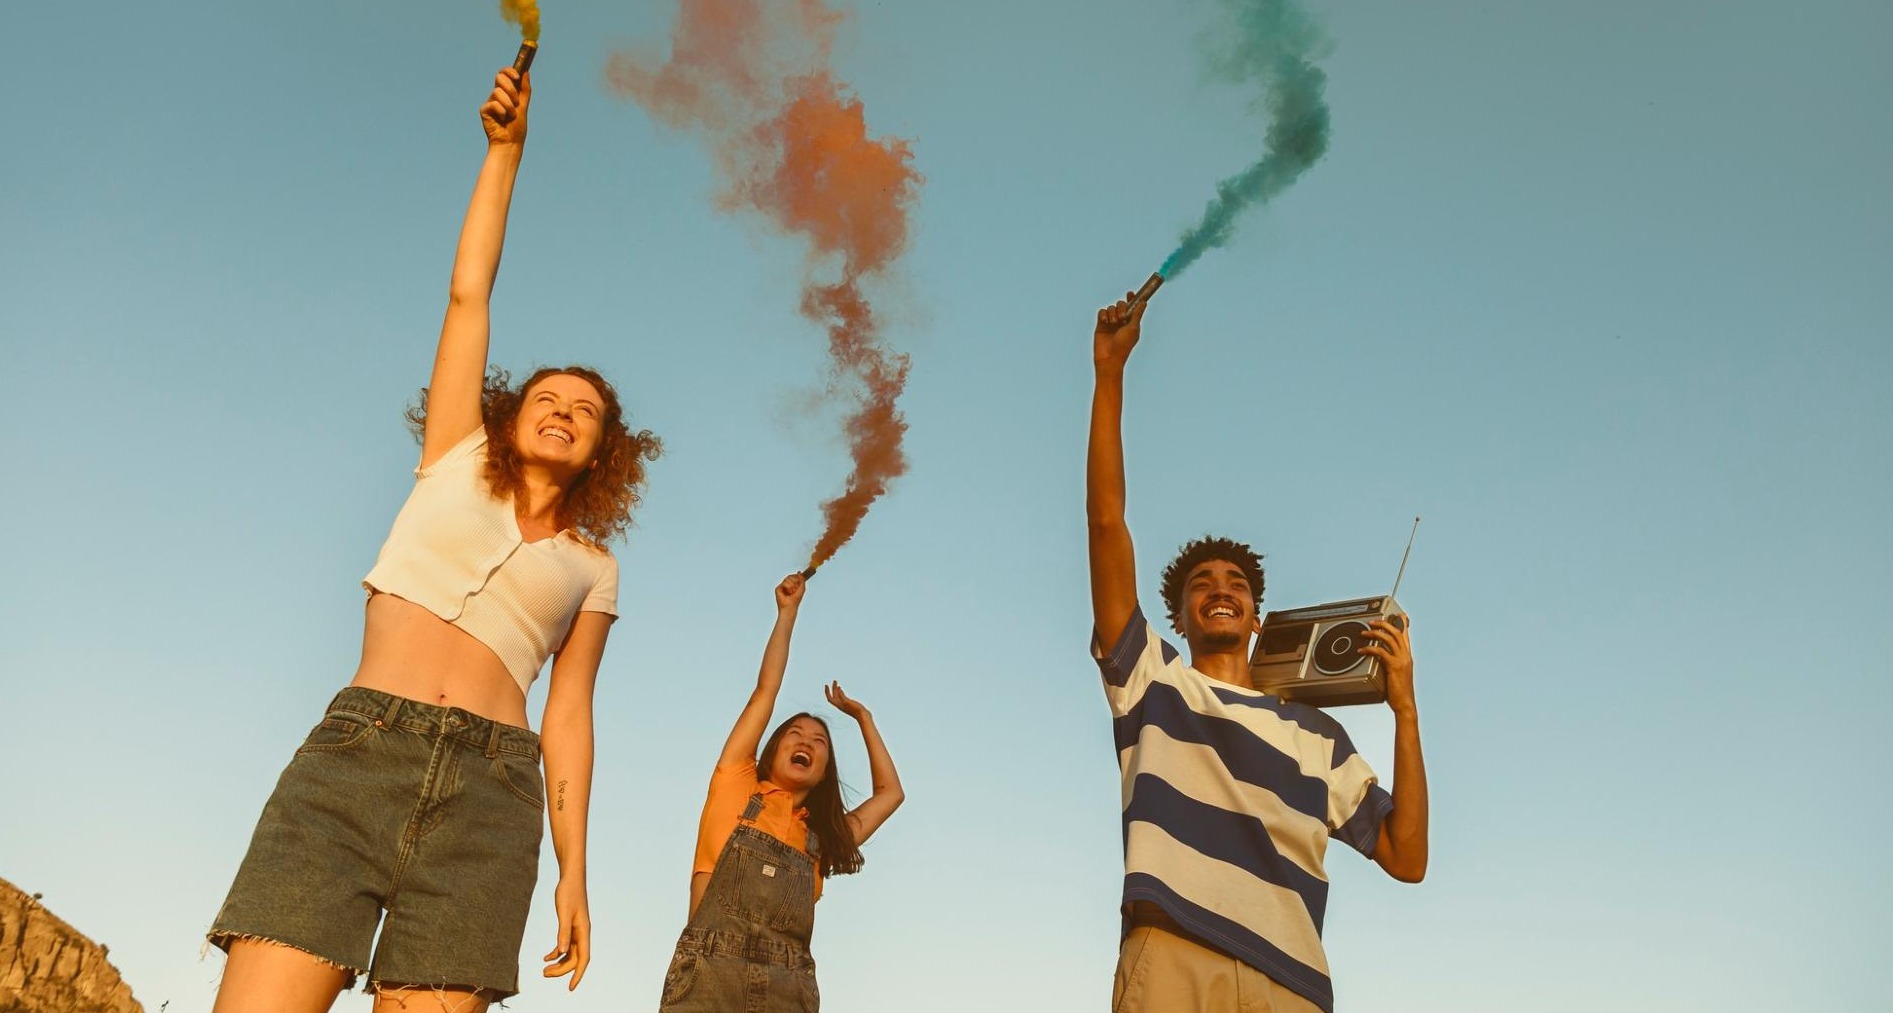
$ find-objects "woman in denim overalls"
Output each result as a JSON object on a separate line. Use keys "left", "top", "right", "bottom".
{"left": 660, "top": 573, "right": 906, "bottom": 1011}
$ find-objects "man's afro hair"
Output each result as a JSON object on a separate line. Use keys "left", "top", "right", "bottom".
{"left": 1159, "top": 536, "right": 1266, "bottom": 633}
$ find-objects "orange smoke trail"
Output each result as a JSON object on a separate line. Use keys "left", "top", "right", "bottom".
{"left": 609, "top": 0, "right": 921, "bottom": 572}
{"left": 500, "top": 0, "right": 540, "bottom": 42}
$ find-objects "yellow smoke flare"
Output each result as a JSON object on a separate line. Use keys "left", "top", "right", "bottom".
{"left": 500, "top": 0, "right": 541, "bottom": 42}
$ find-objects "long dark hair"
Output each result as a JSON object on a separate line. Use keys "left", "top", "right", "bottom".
{"left": 759, "top": 713, "right": 863, "bottom": 879}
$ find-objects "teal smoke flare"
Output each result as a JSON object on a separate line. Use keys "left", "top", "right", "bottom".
{"left": 1159, "top": 0, "right": 1331, "bottom": 280}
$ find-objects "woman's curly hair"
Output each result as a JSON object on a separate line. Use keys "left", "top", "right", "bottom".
{"left": 408, "top": 365, "right": 661, "bottom": 548}
{"left": 1159, "top": 535, "right": 1267, "bottom": 633}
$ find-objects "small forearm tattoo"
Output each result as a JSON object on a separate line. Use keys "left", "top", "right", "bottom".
{"left": 557, "top": 779, "right": 568, "bottom": 812}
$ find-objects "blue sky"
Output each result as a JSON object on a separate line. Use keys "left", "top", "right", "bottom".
{"left": 3, "top": 1, "right": 1889, "bottom": 1010}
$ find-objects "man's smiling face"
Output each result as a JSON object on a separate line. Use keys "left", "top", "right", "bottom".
{"left": 1177, "top": 558, "right": 1260, "bottom": 653}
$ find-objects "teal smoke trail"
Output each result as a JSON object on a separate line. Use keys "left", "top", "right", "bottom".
{"left": 1158, "top": 0, "right": 1331, "bottom": 280}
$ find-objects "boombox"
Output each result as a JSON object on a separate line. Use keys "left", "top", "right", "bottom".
{"left": 1248, "top": 596, "right": 1405, "bottom": 707}
{"left": 1248, "top": 515, "right": 1421, "bottom": 708}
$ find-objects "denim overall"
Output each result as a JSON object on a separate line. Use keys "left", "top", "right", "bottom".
{"left": 659, "top": 794, "right": 821, "bottom": 1012}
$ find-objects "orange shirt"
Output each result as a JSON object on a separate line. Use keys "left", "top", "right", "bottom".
{"left": 692, "top": 758, "right": 824, "bottom": 899}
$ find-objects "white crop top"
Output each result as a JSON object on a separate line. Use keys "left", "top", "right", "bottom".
{"left": 362, "top": 428, "right": 619, "bottom": 694}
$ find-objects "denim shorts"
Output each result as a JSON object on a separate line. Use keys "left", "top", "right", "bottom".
{"left": 207, "top": 686, "right": 545, "bottom": 997}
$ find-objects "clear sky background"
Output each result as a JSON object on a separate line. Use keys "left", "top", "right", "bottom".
{"left": 4, "top": 1, "right": 1889, "bottom": 1010}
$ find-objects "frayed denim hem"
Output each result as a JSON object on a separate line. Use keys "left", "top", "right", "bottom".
{"left": 204, "top": 930, "right": 365, "bottom": 991}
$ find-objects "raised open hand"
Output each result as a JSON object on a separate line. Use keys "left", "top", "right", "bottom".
{"left": 824, "top": 680, "right": 869, "bottom": 722}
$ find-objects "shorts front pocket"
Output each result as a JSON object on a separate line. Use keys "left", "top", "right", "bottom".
{"left": 495, "top": 753, "right": 545, "bottom": 810}
{"left": 294, "top": 714, "right": 377, "bottom": 755}
{"left": 1112, "top": 926, "right": 1155, "bottom": 1013}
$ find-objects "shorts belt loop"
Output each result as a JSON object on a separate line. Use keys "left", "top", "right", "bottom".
{"left": 379, "top": 695, "right": 402, "bottom": 730}
{"left": 485, "top": 721, "right": 502, "bottom": 759}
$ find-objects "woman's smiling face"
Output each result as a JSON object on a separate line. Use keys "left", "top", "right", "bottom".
{"left": 512, "top": 372, "right": 605, "bottom": 473}
{"left": 767, "top": 716, "right": 832, "bottom": 793}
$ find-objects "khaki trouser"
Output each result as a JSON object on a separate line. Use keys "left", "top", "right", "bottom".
{"left": 1112, "top": 924, "right": 1324, "bottom": 1013}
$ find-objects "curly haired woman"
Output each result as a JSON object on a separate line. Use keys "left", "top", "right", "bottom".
{"left": 206, "top": 63, "right": 659, "bottom": 1013}
{"left": 658, "top": 573, "right": 906, "bottom": 1012}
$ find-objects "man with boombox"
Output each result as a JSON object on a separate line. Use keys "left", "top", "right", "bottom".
{"left": 1085, "top": 293, "right": 1431, "bottom": 1012}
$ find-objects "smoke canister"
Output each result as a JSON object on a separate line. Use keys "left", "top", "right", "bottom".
{"left": 512, "top": 40, "right": 538, "bottom": 76}
{"left": 1130, "top": 272, "right": 1164, "bottom": 306}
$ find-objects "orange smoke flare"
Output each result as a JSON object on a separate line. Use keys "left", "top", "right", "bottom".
{"left": 500, "top": 0, "right": 541, "bottom": 42}
{"left": 610, "top": 0, "right": 922, "bottom": 574}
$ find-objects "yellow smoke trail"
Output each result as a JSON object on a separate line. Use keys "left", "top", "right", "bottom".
{"left": 500, "top": 0, "right": 541, "bottom": 42}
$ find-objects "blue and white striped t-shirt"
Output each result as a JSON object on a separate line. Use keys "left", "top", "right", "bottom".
{"left": 1094, "top": 605, "right": 1393, "bottom": 1013}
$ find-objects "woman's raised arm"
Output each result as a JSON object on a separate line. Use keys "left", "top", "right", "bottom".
{"left": 422, "top": 67, "right": 531, "bottom": 468}
{"left": 825, "top": 682, "right": 904, "bottom": 846}
{"left": 717, "top": 574, "right": 807, "bottom": 767}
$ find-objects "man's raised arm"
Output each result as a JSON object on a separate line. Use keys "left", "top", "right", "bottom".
{"left": 1088, "top": 295, "right": 1150, "bottom": 649}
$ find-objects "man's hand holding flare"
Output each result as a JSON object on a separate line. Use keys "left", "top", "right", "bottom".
{"left": 1094, "top": 294, "right": 1148, "bottom": 372}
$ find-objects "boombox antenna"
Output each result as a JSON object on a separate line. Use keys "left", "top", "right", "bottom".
{"left": 1388, "top": 516, "right": 1421, "bottom": 601}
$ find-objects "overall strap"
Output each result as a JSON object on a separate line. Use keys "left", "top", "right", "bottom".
{"left": 739, "top": 792, "right": 766, "bottom": 823}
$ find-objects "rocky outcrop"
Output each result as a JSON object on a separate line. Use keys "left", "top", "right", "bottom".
{"left": 0, "top": 876, "right": 143, "bottom": 1013}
